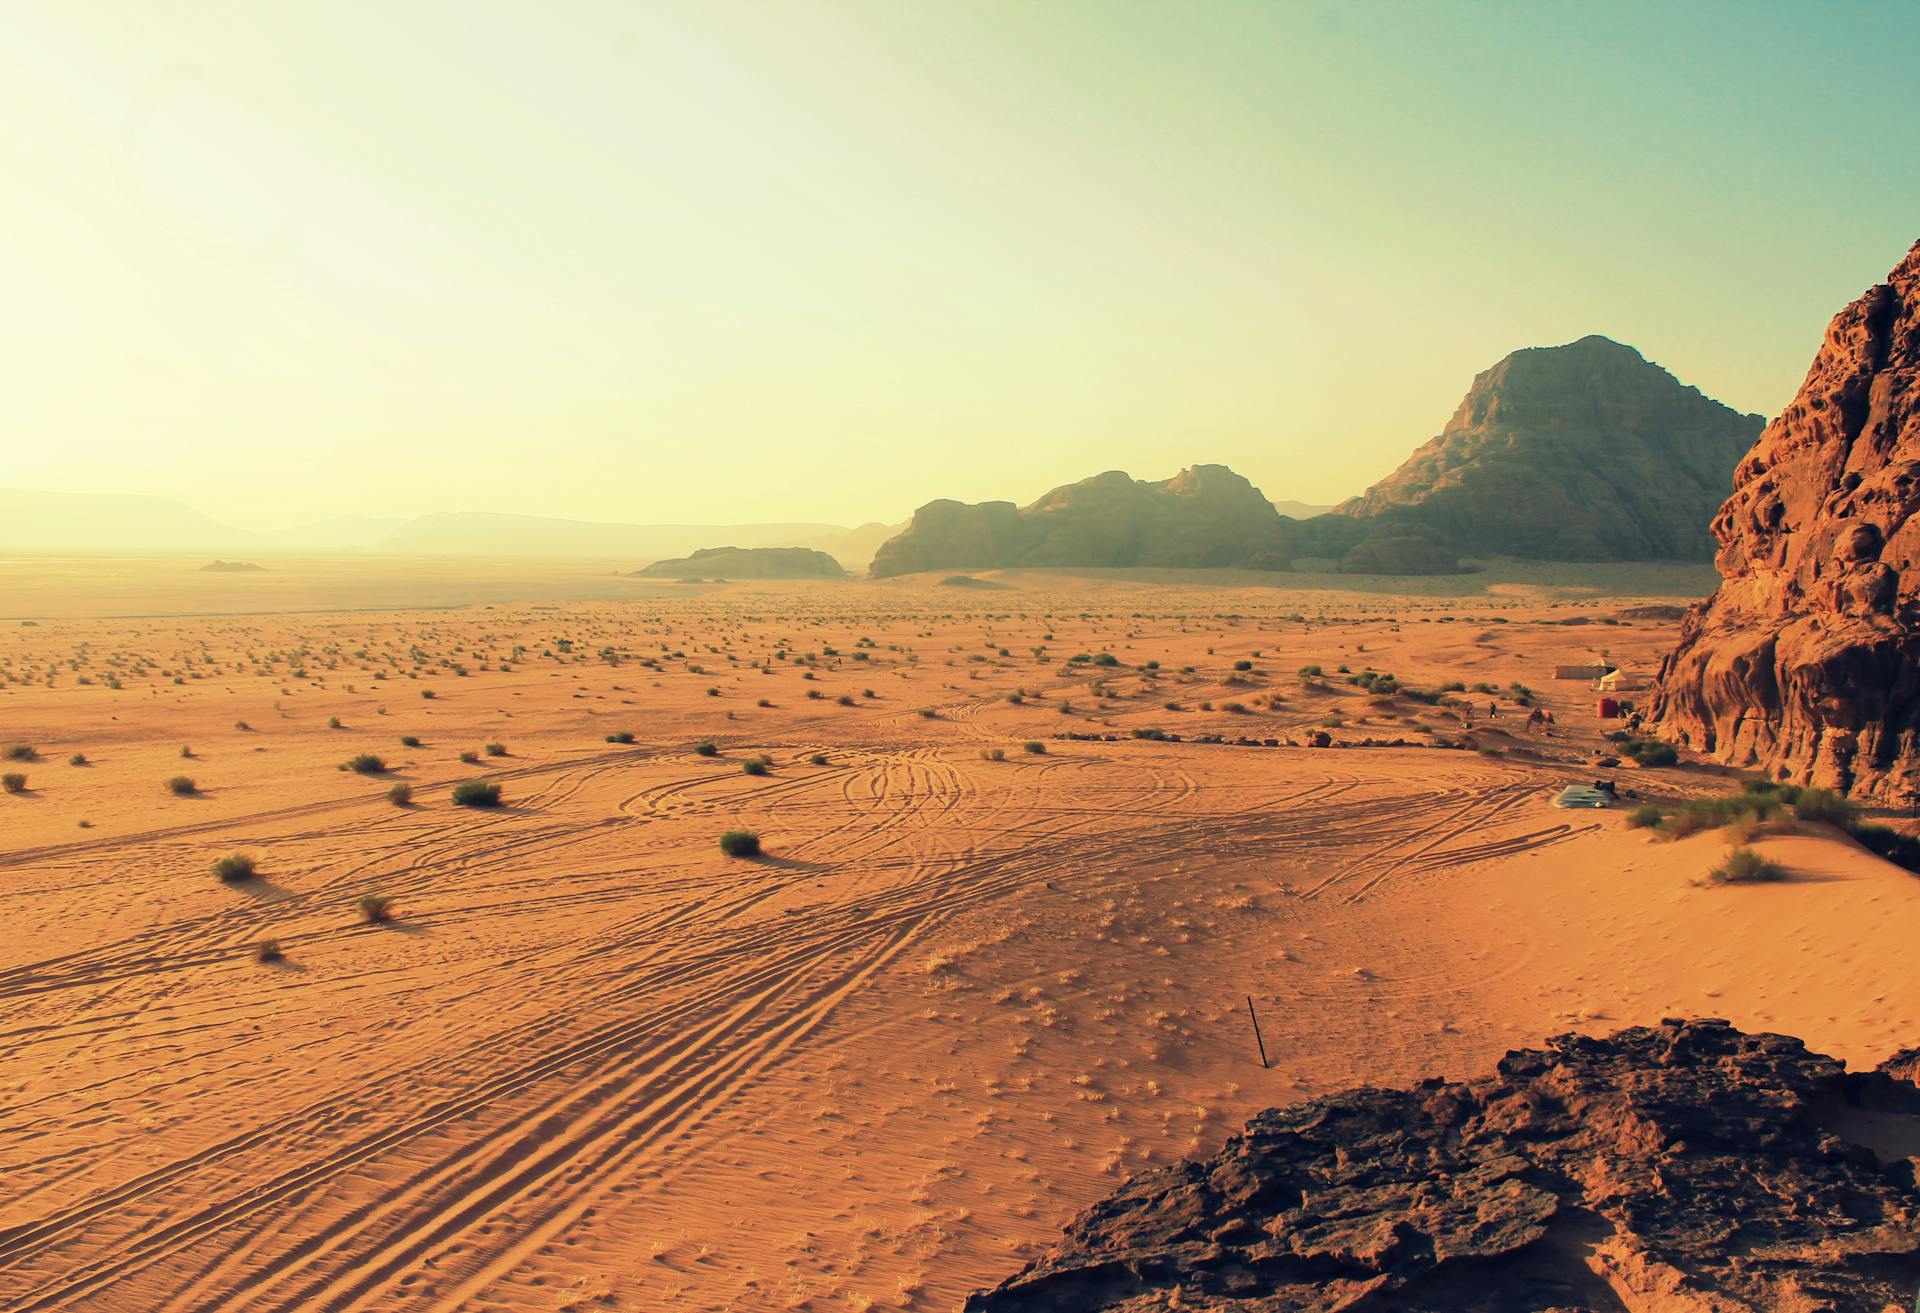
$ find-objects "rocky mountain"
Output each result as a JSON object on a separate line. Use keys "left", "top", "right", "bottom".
{"left": 1654, "top": 242, "right": 1920, "bottom": 802}
{"left": 968, "top": 1019, "right": 1920, "bottom": 1312}
{"left": 630, "top": 546, "right": 846, "bottom": 580}
{"left": 869, "top": 466, "right": 1299, "bottom": 578}
{"left": 1343, "top": 336, "right": 1764, "bottom": 560}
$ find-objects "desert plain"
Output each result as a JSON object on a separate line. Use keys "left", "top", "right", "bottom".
{"left": 2, "top": 558, "right": 1916, "bottom": 1313}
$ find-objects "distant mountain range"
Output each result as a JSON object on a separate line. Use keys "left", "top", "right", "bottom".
{"left": 5, "top": 338, "right": 1761, "bottom": 577}
{"left": 868, "top": 336, "right": 1764, "bottom": 577}
{"left": 0, "top": 490, "right": 903, "bottom": 567}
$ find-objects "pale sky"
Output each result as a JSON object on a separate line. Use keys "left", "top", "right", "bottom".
{"left": 3, "top": 0, "right": 1916, "bottom": 530}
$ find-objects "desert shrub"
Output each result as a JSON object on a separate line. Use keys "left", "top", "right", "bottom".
{"left": 1221, "top": 701, "right": 1250, "bottom": 714}
{"left": 1627, "top": 803, "right": 1663, "bottom": 828}
{"left": 2, "top": 772, "right": 25, "bottom": 794}
{"left": 358, "top": 894, "right": 393, "bottom": 923}
{"left": 254, "top": 938, "right": 283, "bottom": 963}
{"left": 809, "top": 752, "right": 828, "bottom": 765}
{"left": 707, "top": 687, "right": 720, "bottom": 697}
{"left": 1006, "top": 691, "right": 1024, "bottom": 704}
{"left": 1092, "top": 653, "right": 1119, "bottom": 667}
{"left": 1297, "top": 665, "right": 1323, "bottom": 677}
{"left": 420, "top": 689, "right": 435, "bottom": 699}
{"left": 1233, "top": 659, "right": 1253, "bottom": 672}
{"left": 343, "top": 753, "right": 387, "bottom": 775}
{"left": 328, "top": 716, "right": 343, "bottom": 729}
{"left": 742, "top": 756, "right": 771, "bottom": 776}
{"left": 459, "top": 749, "right": 480, "bottom": 764}
{"left": 719, "top": 828, "right": 761, "bottom": 857}
{"left": 837, "top": 694, "right": 855, "bottom": 706}
{"left": 981, "top": 747, "right": 1006, "bottom": 761}
{"left": 213, "top": 853, "right": 257, "bottom": 882}
{"left": 1022, "top": 740, "right": 1046, "bottom": 755}
{"left": 484, "top": 741, "right": 507, "bottom": 757}
{"left": 400, "top": 735, "right": 423, "bottom": 747}
{"left": 1792, "top": 788, "right": 1857, "bottom": 827}
{"left": 68, "top": 753, "right": 87, "bottom": 766}
{"left": 1851, "top": 823, "right": 1920, "bottom": 872}
{"left": 387, "top": 782, "right": 413, "bottom": 806}
{"left": 693, "top": 741, "right": 718, "bottom": 756}
{"left": 4, "top": 743, "right": 38, "bottom": 761}
{"left": 919, "top": 708, "right": 938, "bottom": 719}
{"left": 451, "top": 779, "right": 502, "bottom": 808}
{"left": 756, "top": 698, "right": 773, "bottom": 708}
{"left": 1709, "top": 846, "right": 1786, "bottom": 884}
{"left": 604, "top": 730, "right": 635, "bottom": 744}
{"left": 167, "top": 775, "right": 198, "bottom": 796}
{"left": 179, "top": 745, "right": 194, "bottom": 758}
{"left": 1621, "top": 738, "right": 1678, "bottom": 768}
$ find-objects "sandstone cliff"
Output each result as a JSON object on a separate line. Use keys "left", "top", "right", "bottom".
{"left": 1654, "top": 242, "right": 1920, "bottom": 802}
{"left": 968, "top": 1019, "right": 1920, "bottom": 1312}
{"left": 1344, "top": 336, "right": 1763, "bottom": 560}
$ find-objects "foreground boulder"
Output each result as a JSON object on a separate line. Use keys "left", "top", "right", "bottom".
{"left": 968, "top": 1019, "right": 1920, "bottom": 1312}
{"left": 1342, "top": 335, "right": 1762, "bottom": 561}
{"left": 1654, "top": 241, "right": 1920, "bottom": 802}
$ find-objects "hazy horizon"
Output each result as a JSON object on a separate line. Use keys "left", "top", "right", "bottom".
{"left": 6, "top": 1, "right": 1918, "bottom": 532}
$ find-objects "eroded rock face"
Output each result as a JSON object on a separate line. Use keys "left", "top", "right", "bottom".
{"left": 1344, "top": 336, "right": 1763, "bottom": 560}
{"left": 1654, "top": 242, "right": 1920, "bottom": 802}
{"left": 967, "top": 1019, "right": 1920, "bottom": 1312}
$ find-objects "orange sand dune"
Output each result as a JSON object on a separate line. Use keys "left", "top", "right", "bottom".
{"left": 0, "top": 572, "right": 1913, "bottom": 1311}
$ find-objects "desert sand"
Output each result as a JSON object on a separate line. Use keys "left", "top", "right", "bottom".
{"left": 1, "top": 561, "right": 1914, "bottom": 1312}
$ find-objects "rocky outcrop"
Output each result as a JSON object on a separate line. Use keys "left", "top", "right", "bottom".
{"left": 631, "top": 546, "right": 846, "bottom": 580}
{"left": 1344, "top": 336, "right": 1764, "bottom": 561}
{"left": 1653, "top": 242, "right": 1920, "bottom": 802}
{"left": 869, "top": 466, "right": 1298, "bottom": 578}
{"left": 968, "top": 1019, "right": 1920, "bottom": 1312}
{"left": 199, "top": 560, "right": 265, "bottom": 573}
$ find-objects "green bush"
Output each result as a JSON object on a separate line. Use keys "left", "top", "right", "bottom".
{"left": 981, "top": 747, "right": 1005, "bottom": 761}
{"left": 387, "top": 782, "right": 413, "bottom": 806}
{"left": 1792, "top": 788, "right": 1857, "bottom": 827}
{"left": 605, "top": 730, "right": 635, "bottom": 744}
{"left": 213, "top": 853, "right": 257, "bottom": 882}
{"left": 68, "top": 753, "right": 87, "bottom": 766}
{"left": 451, "top": 779, "right": 503, "bottom": 808}
{"left": 693, "top": 741, "right": 719, "bottom": 756}
{"left": 343, "top": 753, "right": 387, "bottom": 775}
{"left": 1709, "top": 846, "right": 1786, "bottom": 884}
{"left": 2, "top": 772, "right": 25, "bottom": 794}
{"left": 167, "top": 775, "right": 198, "bottom": 796}
{"left": 742, "top": 756, "right": 771, "bottom": 776}
{"left": 400, "top": 735, "right": 422, "bottom": 747}
{"left": 358, "top": 894, "right": 394, "bottom": 924}
{"left": 1022, "top": 740, "right": 1047, "bottom": 755}
{"left": 459, "top": 749, "right": 480, "bottom": 764}
{"left": 1621, "top": 738, "right": 1678, "bottom": 768}
{"left": 4, "top": 743, "right": 38, "bottom": 761}
{"left": 255, "top": 938, "right": 283, "bottom": 963}
{"left": 484, "top": 741, "right": 507, "bottom": 757}
{"left": 719, "top": 828, "right": 761, "bottom": 857}
{"left": 1627, "top": 803, "right": 1663, "bottom": 828}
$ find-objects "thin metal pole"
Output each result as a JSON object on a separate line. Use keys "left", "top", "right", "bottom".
{"left": 1246, "top": 994, "right": 1269, "bottom": 1068}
